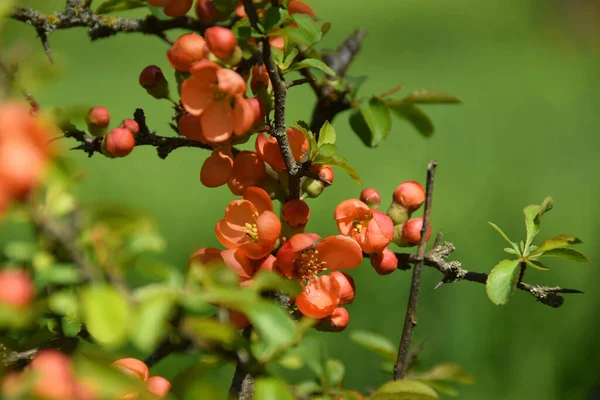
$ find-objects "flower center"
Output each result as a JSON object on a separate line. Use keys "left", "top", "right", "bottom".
{"left": 352, "top": 209, "right": 372, "bottom": 234}
{"left": 242, "top": 212, "right": 260, "bottom": 242}
{"left": 214, "top": 90, "right": 228, "bottom": 102}
{"left": 295, "top": 249, "right": 327, "bottom": 282}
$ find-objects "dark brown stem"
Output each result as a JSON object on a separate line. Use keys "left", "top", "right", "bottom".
{"left": 228, "top": 326, "right": 254, "bottom": 400}
{"left": 394, "top": 161, "right": 438, "bottom": 380}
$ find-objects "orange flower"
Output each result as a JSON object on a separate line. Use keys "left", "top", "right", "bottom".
{"left": 255, "top": 128, "right": 308, "bottom": 171}
{"left": 334, "top": 199, "right": 394, "bottom": 254}
{"left": 227, "top": 151, "right": 267, "bottom": 196}
{"left": 295, "top": 274, "right": 340, "bottom": 319}
{"left": 180, "top": 59, "right": 254, "bottom": 142}
{"left": 221, "top": 248, "right": 277, "bottom": 284}
{"left": 215, "top": 187, "right": 281, "bottom": 259}
{"left": 200, "top": 147, "right": 234, "bottom": 188}
{"left": 189, "top": 247, "right": 224, "bottom": 269}
{"left": 276, "top": 234, "right": 362, "bottom": 280}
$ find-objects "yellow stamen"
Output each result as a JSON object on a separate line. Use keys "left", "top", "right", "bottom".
{"left": 295, "top": 249, "right": 327, "bottom": 282}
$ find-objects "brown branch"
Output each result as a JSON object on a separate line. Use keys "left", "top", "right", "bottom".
{"left": 394, "top": 241, "right": 583, "bottom": 309}
{"left": 9, "top": 1, "right": 217, "bottom": 45}
{"left": 394, "top": 161, "right": 438, "bottom": 380}
{"left": 228, "top": 326, "right": 254, "bottom": 400}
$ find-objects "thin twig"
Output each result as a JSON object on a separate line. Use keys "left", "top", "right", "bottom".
{"left": 228, "top": 326, "right": 254, "bottom": 400}
{"left": 285, "top": 77, "right": 315, "bottom": 89}
{"left": 394, "top": 161, "right": 437, "bottom": 380}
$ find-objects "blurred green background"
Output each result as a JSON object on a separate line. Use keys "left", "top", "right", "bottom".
{"left": 2, "top": 0, "right": 600, "bottom": 398}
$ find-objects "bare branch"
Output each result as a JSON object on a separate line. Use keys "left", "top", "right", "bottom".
{"left": 394, "top": 161, "right": 437, "bottom": 380}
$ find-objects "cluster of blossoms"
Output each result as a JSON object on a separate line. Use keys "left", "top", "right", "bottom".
{"left": 84, "top": 106, "right": 140, "bottom": 158}
{"left": 190, "top": 180, "right": 430, "bottom": 333}
{"left": 1, "top": 352, "right": 170, "bottom": 399}
{"left": 0, "top": 102, "right": 52, "bottom": 217}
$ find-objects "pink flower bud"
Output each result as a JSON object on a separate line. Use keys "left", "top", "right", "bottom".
{"left": 103, "top": 128, "right": 135, "bottom": 157}
{"left": 163, "top": 0, "right": 192, "bottom": 17}
{"left": 167, "top": 33, "right": 207, "bottom": 72}
{"left": 283, "top": 199, "right": 310, "bottom": 228}
{"left": 370, "top": 248, "right": 398, "bottom": 275}
{"left": 119, "top": 119, "right": 139, "bottom": 136}
{"left": 85, "top": 106, "right": 110, "bottom": 137}
{"left": 195, "top": 0, "right": 219, "bottom": 23}
{"left": 146, "top": 376, "right": 171, "bottom": 398}
{"left": 360, "top": 187, "right": 381, "bottom": 209}
{"left": 395, "top": 218, "right": 432, "bottom": 247}
{"left": 139, "top": 65, "right": 170, "bottom": 99}
{"left": 0, "top": 270, "right": 34, "bottom": 308}
{"left": 393, "top": 181, "right": 425, "bottom": 212}
{"left": 204, "top": 26, "right": 237, "bottom": 61}
{"left": 316, "top": 307, "right": 349, "bottom": 332}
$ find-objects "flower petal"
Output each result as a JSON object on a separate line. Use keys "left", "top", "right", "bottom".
{"left": 216, "top": 69, "right": 247, "bottom": 96}
{"left": 232, "top": 96, "right": 255, "bottom": 137}
{"left": 180, "top": 77, "right": 215, "bottom": 116}
{"left": 256, "top": 210, "right": 281, "bottom": 245}
{"left": 295, "top": 274, "right": 340, "bottom": 319}
{"left": 221, "top": 249, "right": 255, "bottom": 280}
{"left": 223, "top": 200, "right": 257, "bottom": 229}
{"left": 200, "top": 100, "right": 235, "bottom": 142}
{"left": 316, "top": 235, "right": 363, "bottom": 271}
{"left": 189, "top": 248, "right": 223, "bottom": 268}
{"left": 362, "top": 210, "right": 394, "bottom": 254}
{"left": 189, "top": 59, "right": 221, "bottom": 79}
{"left": 276, "top": 233, "right": 320, "bottom": 278}
{"left": 243, "top": 186, "right": 273, "bottom": 214}
{"left": 215, "top": 219, "right": 247, "bottom": 249}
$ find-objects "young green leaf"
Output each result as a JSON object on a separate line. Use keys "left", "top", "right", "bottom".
{"left": 255, "top": 377, "right": 295, "bottom": 400}
{"left": 486, "top": 259, "right": 521, "bottom": 305}
{"left": 523, "top": 196, "right": 553, "bottom": 248}
{"left": 387, "top": 101, "right": 434, "bottom": 137}
{"left": 280, "top": 48, "right": 299, "bottom": 70}
{"left": 289, "top": 58, "right": 335, "bottom": 76}
{"left": 81, "top": 285, "right": 130, "bottom": 347}
{"left": 316, "top": 143, "right": 338, "bottom": 157}
{"left": 399, "top": 89, "right": 461, "bottom": 104}
{"left": 371, "top": 380, "right": 440, "bottom": 400}
{"left": 291, "top": 13, "right": 322, "bottom": 42}
{"left": 349, "top": 330, "right": 396, "bottom": 361}
{"left": 524, "top": 259, "right": 549, "bottom": 271}
{"left": 318, "top": 121, "right": 336, "bottom": 146}
{"left": 409, "top": 363, "right": 475, "bottom": 384}
{"left": 488, "top": 221, "right": 519, "bottom": 253}
{"left": 326, "top": 359, "right": 345, "bottom": 387}
{"left": 181, "top": 316, "right": 237, "bottom": 345}
{"left": 358, "top": 97, "right": 392, "bottom": 147}
{"left": 264, "top": 7, "right": 289, "bottom": 32}
{"left": 314, "top": 154, "right": 361, "bottom": 185}
{"left": 247, "top": 301, "right": 296, "bottom": 359}
{"left": 131, "top": 290, "right": 175, "bottom": 351}
{"left": 537, "top": 248, "right": 588, "bottom": 263}
{"left": 529, "top": 235, "right": 582, "bottom": 256}
{"left": 96, "top": 0, "right": 145, "bottom": 14}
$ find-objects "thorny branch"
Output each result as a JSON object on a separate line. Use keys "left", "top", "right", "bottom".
{"left": 394, "top": 161, "right": 437, "bottom": 380}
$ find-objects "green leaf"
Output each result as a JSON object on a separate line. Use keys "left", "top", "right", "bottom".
{"left": 349, "top": 330, "right": 396, "bottom": 361}
{"left": 247, "top": 301, "right": 296, "bottom": 360}
{"left": 356, "top": 97, "right": 392, "bottom": 147}
{"left": 314, "top": 154, "right": 361, "bottom": 185}
{"left": 537, "top": 248, "right": 588, "bottom": 263}
{"left": 410, "top": 363, "right": 475, "bottom": 384}
{"left": 317, "top": 143, "right": 338, "bottom": 157}
{"left": 291, "top": 13, "right": 322, "bottom": 43}
{"left": 264, "top": 7, "right": 289, "bottom": 32}
{"left": 255, "top": 377, "right": 294, "bottom": 400}
{"left": 318, "top": 121, "right": 336, "bottom": 146}
{"left": 289, "top": 58, "right": 335, "bottom": 76}
{"left": 399, "top": 89, "right": 461, "bottom": 104}
{"left": 530, "top": 235, "right": 582, "bottom": 256}
{"left": 487, "top": 222, "right": 519, "bottom": 252}
{"left": 4, "top": 241, "right": 36, "bottom": 262}
{"left": 294, "top": 380, "right": 322, "bottom": 397}
{"left": 523, "top": 196, "right": 553, "bottom": 247}
{"left": 387, "top": 102, "right": 434, "bottom": 137}
{"left": 371, "top": 380, "right": 440, "bottom": 400}
{"left": 213, "top": 0, "right": 237, "bottom": 13}
{"left": 280, "top": 48, "right": 299, "bottom": 70}
{"left": 95, "top": 0, "right": 145, "bottom": 14}
{"left": 37, "top": 263, "right": 82, "bottom": 286}
{"left": 524, "top": 259, "right": 549, "bottom": 271}
{"left": 486, "top": 259, "right": 521, "bottom": 305}
{"left": 81, "top": 285, "right": 130, "bottom": 347}
{"left": 250, "top": 271, "right": 302, "bottom": 297}
{"left": 326, "top": 359, "right": 345, "bottom": 387}
{"left": 182, "top": 316, "right": 237, "bottom": 345}
{"left": 131, "top": 290, "right": 175, "bottom": 351}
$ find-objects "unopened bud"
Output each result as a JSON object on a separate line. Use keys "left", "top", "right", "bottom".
{"left": 163, "top": 0, "right": 193, "bottom": 17}
{"left": 102, "top": 128, "right": 135, "bottom": 158}
{"left": 204, "top": 26, "right": 237, "bottom": 61}
{"left": 283, "top": 199, "right": 310, "bottom": 229}
{"left": 315, "top": 307, "right": 349, "bottom": 332}
{"left": 167, "top": 33, "right": 207, "bottom": 72}
{"left": 302, "top": 178, "right": 324, "bottom": 198}
{"left": 360, "top": 187, "right": 381, "bottom": 209}
{"left": 387, "top": 202, "right": 409, "bottom": 225}
{"left": 246, "top": 97, "right": 266, "bottom": 128}
{"left": 370, "top": 248, "right": 398, "bottom": 275}
{"left": 393, "top": 218, "right": 432, "bottom": 247}
{"left": 195, "top": 0, "right": 219, "bottom": 23}
{"left": 139, "top": 65, "right": 170, "bottom": 100}
{"left": 119, "top": 118, "right": 139, "bottom": 136}
{"left": 393, "top": 181, "right": 425, "bottom": 212}
{"left": 85, "top": 106, "right": 110, "bottom": 137}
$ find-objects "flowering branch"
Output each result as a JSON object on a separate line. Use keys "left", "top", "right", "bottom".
{"left": 394, "top": 241, "right": 583, "bottom": 308}
{"left": 9, "top": 0, "right": 212, "bottom": 47}
{"left": 394, "top": 161, "right": 437, "bottom": 380}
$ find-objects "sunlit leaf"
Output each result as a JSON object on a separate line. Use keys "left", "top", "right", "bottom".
{"left": 255, "top": 377, "right": 295, "bottom": 400}
{"left": 182, "top": 316, "right": 237, "bottom": 345}
{"left": 399, "top": 89, "right": 461, "bottom": 104}
{"left": 387, "top": 101, "right": 434, "bottom": 137}
{"left": 326, "top": 359, "right": 345, "bottom": 387}
{"left": 250, "top": 271, "right": 302, "bottom": 296}
{"left": 349, "top": 330, "right": 396, "bottom": 361}
{"left": 351, "top": 97, "right": 391, "bottom": 147}
{"left": 318, "top": 121, "right": 336, "bottom": 146}
{"left": 294, "top": 380, "right": 321, "bottom": 397}
{"left": 264, "top": 6, "right": 289, "bottom": 32}
{"left": 131, "top": 289, "right": 175, "bottom": 351}
{"left": 537, "top": 248, "right": 588, "bottom": 263}
{"left": 290, "top": 13, "right": 322, "bottom": 43}
{"left": 371, "top": 379, "right": 439, "bottom": 400}
{"left": 524, "top": 259, "right": 549, "bottom": 271}
{"left": 313, "top": 154, "right": 361, "bottom": 185}
{"left": 530, "top": 235, "right": 582, "bottom": 256}
{"left": 523, "top": 196, "right": 553, "bottom": 247}
{"left": 289, "top": 58, "right": 335, "bottom": 76}
{"left": 95, "top": 0, "right": 145, "bottom": 14}
{"left": 486, "top": 259, "right": 521, "bottom": 305}
{"left": 410, "top": 363, "right": 475, "bottom": 384}
{"left": 487, "top": 222, "right": 519, "bottom": 253}
{"left": 247, "top": 301, "right": 296, "bottom": 360}
{"left": 81, "top": 285, "right": 130, "bottom": 347}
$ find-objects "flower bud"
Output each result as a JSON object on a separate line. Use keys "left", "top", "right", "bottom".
{"left": 223, "top": 45, "right": 243, "bottom": 66}
{"left": 393, "top": 181, "right": 425, "bottom": 212}
{"left": 288, "top": 0, "right": 316, "bottom": 16}
{"left": 195, "top": 0, "right": 219, "bottom": 23}
{"left": 247, "top": 98, "right": 266, "bottom": 128}
{"left": 139, "top": 65, "right": 170, "bottom": 99}
{"left": 204, "top": 26, "right": 237, "bottom": 61}
{"left": 200, "top": 149, "right": 234, "bottom": 188}
{"left": 394, "top": 218, "right": 432, "bottom": 247}
{"left": 360, "top": 187, "right": 381, "bottom": 209}
{"left": 283, "top": 199, "right": 310, "bottom": 228}
{"left": 302, "top": 178, "right": 324, "bottom": 198}
{"left": 330, "top": 271, "right": 355, "bottom": 305}
{"left": 251, "top": 65, "right": 270, "bottom": 93}
{"left": 146, "top": 376, "right": 171, "bottom": 398}
{"left": 178, "top": 113, "right": 206, "bottom": 143}
{"left": 85, "top": 106, "right": 110, "bottom": 137}
{"left": 163, "top": 0, "right": 192, "bottom": 17}
{"left": 167, "top": 33, "right": 207, "bottom": 72}
{"left": 311, "top": 164, "right": 334, "bottom": 184}
{"left": 386, "top": 202, "right": 409, "bottom": 225}
{"left": 370, "top": 248, "right": 398, "bottom": 275}
{"left": 103, "top": 128, "right": 135, "bottom": 157}
{"left": 316, "top": 307, "right": 349, "bottom": 332}
{"left": 0, "top": 270, "right": 34, "bottom": 308}
{"left": 111, "top": 358, "right": 149, "bottom": 381}
{"left": 228, "top": 151, "right": 267, "bottom": 195}
{"left": 119, "top": 118, "right": 139, "bottom": 136}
